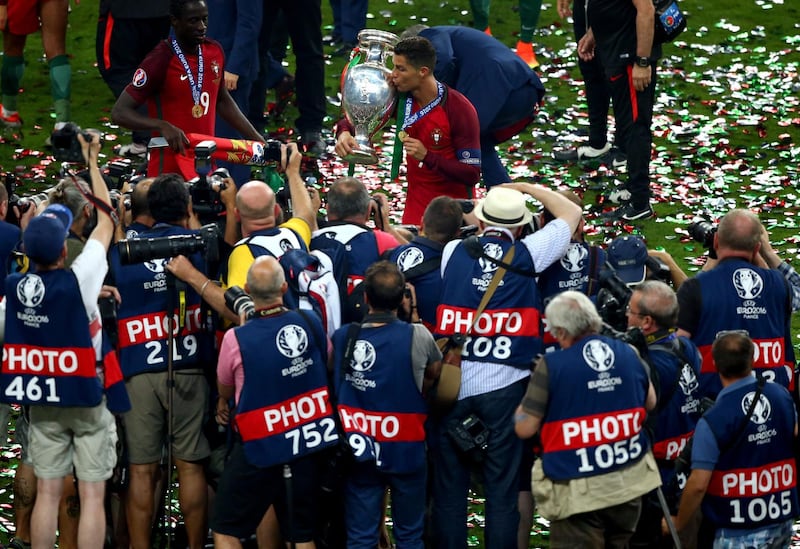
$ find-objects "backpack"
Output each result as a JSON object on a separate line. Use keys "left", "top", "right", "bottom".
{"left": 279, "top": 249, "right": 341, "bottom": 337}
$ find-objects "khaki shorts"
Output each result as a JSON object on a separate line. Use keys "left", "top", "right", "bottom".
{"left": 29, "top": 401, "right": 118, "bottom": 482}
{"left": 123, "top": 371, "right": 210, "bottom": 464}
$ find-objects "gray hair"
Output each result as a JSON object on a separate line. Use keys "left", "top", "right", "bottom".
{"left": 545, "top": 291, "right": 602, "bottom": 337}
{"left": 326, "top": 177, "right": 370, "bottom": 220}
{"left": 633, "top": 280, "right": 678, "bottom": 329}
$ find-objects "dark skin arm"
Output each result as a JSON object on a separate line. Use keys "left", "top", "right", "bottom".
{"left": 111, "top": 91, "right": 190, "bottom": 154}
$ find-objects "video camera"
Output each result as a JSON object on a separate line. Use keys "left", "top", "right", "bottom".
{"left": 50, "top": 123, "right": 102, "bottom": 163}
{"left": 687, "top": 220, "right": 718, "bottom": 259}
{"left": 116, "top": 223, "right": 220, "bottom": 265}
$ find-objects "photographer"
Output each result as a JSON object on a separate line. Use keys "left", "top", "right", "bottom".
{"left": 625, "top": 280, "right": 702, "bottom": 548}
{"left": 676, "top": 209, "right": 794, "bottom": 398}
{"left": 537, "top": 190, "right": 607, "bottom": 304}
{"left": 330, "top": 261, "right": 442, "bottom": 548}
{"left": 211, "top": 256, "right": 334, "bottom": 548}
{"left": 669, "top": 331, "right": 798, "bottom": 547}
{"left": 514, "top": 291, "right": 660, "bottom": 547}
{"left": 224, "top": 143, "right": 315, "bottom": 292}
{"left": 311, "top": 177, "right": 404, "bottom": 324}
{"left": 120, "top": 177, "right": 155, "bottom": 239}
{"left": 0, "top": 133, "right": 122, "bottom": 549}
{"left": 386, "top": 196, "right": 463, "bottom": 329}
{"left": 110, "top": 0, "right": 264, "bottom": 180}
{"left": 109, "top": 172, "right": 213, "bottom": 549}
{"left": 0, "top": 183, "right": 21, "bottom": 279}
{"left": 430, "top": 183, "right": 580, "bottom": 548}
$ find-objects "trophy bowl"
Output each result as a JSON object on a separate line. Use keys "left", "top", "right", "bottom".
{"left": 341, "top": 29, "right": 400, "bottom": 165}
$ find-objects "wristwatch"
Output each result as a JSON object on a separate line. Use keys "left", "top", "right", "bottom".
{"left": 635, "top": 56, "right": 650, "bottom": 67}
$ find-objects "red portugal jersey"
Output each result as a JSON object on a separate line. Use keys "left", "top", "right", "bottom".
{"left": 125, "top": 39, "right": 225, "bottom": 178}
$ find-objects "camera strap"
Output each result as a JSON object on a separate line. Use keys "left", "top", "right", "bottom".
{"left": 465, "top": 245, "right": 515, "bottom": 339}
{"left": 68, "top": 172, "right": 120, "bottom": 226}
{"left": 462, "top": 235, "right": 537, "bottom": 277}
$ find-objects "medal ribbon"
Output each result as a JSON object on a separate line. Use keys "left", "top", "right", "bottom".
{"left": 171, "top": 38, "right": 204, "bottom": 110}
{"left": 402, "top": 81, "right": 444, "bottom": 130}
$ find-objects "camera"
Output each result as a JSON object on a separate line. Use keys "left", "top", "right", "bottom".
{"left": 447, "top": 414, "right": 490, "bottom": 458}
{"left": 600, "top": 324, "right": 649, "bottom": 358}
{"left": 188, "top": 140, "right": 230, "bottom": 224}
{"left": 687, "top": 220, "right": 718, "bottom": 259}
{"left": 224, "top": 286, "right": 255, "bottom": 320}
{"left": 595, "top": 265, "right": 633, "bottom": 332}
{"left": 50, "top": 123, "right": 100, "bottom": 163}
{"left": 116, "top": 223, "right": 220, "bottom": 265}
{"left": 104, "top": 158, "right": 139, "bottom": 191}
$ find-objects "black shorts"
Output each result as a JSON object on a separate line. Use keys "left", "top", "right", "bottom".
{"left": 518, "top": 435, "right": 537, "bottom": 492}
{"left": 210, "top": 442, "right": 320, "bottom": 541}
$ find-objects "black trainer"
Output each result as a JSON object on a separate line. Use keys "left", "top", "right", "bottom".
{"left": 604, "top": 202, "right": 654, "bottom": 221}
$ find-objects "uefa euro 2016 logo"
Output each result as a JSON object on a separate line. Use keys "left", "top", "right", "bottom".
{"left": 350, "top": 340, "right": 376, "bottom": 372}
{"left": 397, "top": 247, "right": 424, "bottom": 272}
{"left": 276, "top": 324, "right": 309, "bottom": 359}
{"left": 733, "top": 268, "right": 764, "bottom": 300}
{"left": 560, "top": 243, "right": 588, "bottom": 273}
{"left": 17, "top": 274, "right": 45, "bottom": 309}
{"left": 583, "top": 339, "right": 615, "bottom": 373}
{"left": 742, "top": 391, "right": 772, "bottom": 425}
{"left": 479, "top": 243, "right": 504, "bottom": 274}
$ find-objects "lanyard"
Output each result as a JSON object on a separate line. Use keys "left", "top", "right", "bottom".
{"left": 171, "top": 38, "right": 204, "bottom": 113}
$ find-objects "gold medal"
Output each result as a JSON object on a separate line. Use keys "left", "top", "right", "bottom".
{"left": 398, "top": 130, "right": 408, "bottom": 140}
{"left": 192, "top": 104, "right": 203, "bottom": 118}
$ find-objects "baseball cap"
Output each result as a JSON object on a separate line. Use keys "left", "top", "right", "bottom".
{"left": 474, "top": 187, "right": 533, "bottom": 228}
{"left": 23, "top": 204, "right": 73, "bottom": 265}
{"left": 607, "top": 235, "right": 648, "bottom": 286}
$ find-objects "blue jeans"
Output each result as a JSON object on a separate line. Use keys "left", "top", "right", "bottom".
{"left": 344, "top": 461, "right": 426, "bottom": 549}
{"left": 431, "top": 379, "right": 527, "bottom": 549}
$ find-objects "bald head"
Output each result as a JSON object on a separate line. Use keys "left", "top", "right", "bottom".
{"left": 131, "top": 178, "right": 154, "bottom": 220}
{"left": 245, "top": 256, "right": 286, "bottom": 305}
{"left": 716, "top": 209, "right": 762, "bottom": 255}
{"left": 236, "top": 181, "right": 277, "bottom": 234}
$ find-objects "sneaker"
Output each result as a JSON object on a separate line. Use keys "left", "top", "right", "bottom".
{"left": 515, "top": 40, "right": 539, "bottom": 69}
{"left": 608, "top": 148, "right": 627, "bottom": 170}
{"left": 604, "top": 202, "right": 654, "bottom": 221}
{"left": 8, "top": 539, "right": 32, "bottom": 549}
{"left": 0, "top": 105, "right": 23, "bottom": 128}
{"left": 552, "top": 142, "right": 612, "bottom": 162}
{"left": 607, "top": 187, "right": 631, "bottom": 204}
{"left": 483, "top": 27, "right": 492, "bottom": 36}
{"left": 116, "top": 142, "right": 147, "bottom": 158}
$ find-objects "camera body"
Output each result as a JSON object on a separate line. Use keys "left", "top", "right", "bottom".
{"left": 447, "top": 414, "right": 490, "bottom": 457}
{"left": 224, "top": 286, "right": 255, "bottom": 321}
{"left": 50, "top": 123, "right": 98, "bottom": 163}
{"left": 595, "top": 266, "right": 633, "bottom": 332}
{"left": 189, "top": 141, "right": 230, "bottom": 224}
{"left": 687, "top": 220, "right": 718, "bottom": 259}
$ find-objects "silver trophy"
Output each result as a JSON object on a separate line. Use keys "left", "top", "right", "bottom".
{"left": 341, "top": 29, "right": 399, "bottom": 165}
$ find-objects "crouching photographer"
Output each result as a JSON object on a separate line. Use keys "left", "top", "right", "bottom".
{"left": 109, "top": 173, "right": 218, "bottom": 549}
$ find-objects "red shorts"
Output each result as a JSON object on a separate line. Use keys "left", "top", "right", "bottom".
{"left": 6, "top": 0, "right": 45, "bottom": 36}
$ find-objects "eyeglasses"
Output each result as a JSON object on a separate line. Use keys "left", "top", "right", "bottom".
{"left": 715, "top": 329, "right": 749, "bottom": 340}
{"left": 625, "top": 304, "right": 648, "bottom": 317}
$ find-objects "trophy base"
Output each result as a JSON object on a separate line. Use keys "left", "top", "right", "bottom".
{"left": 344, "top": 147, "right": 380, "bottom": 165}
